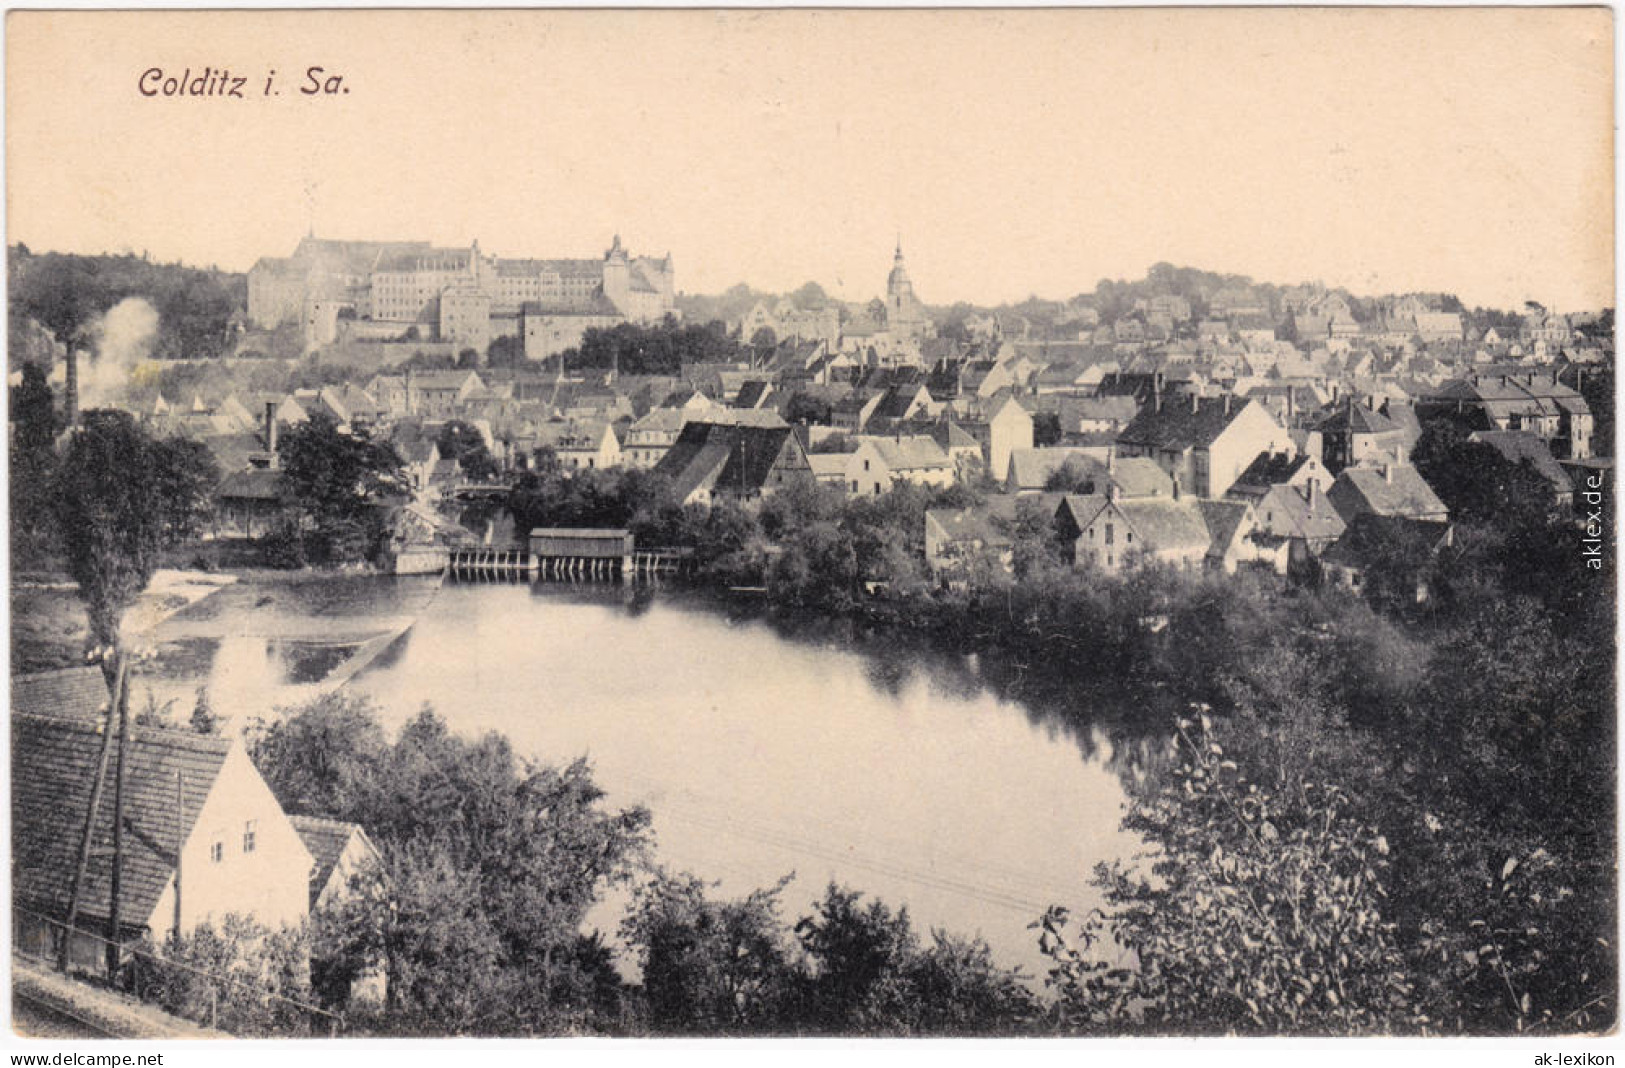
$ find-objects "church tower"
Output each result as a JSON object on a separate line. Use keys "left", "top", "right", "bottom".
{"left": 885, "top": 239, "right": 928, "bottom": 337}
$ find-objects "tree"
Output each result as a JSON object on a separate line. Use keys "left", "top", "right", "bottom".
{"left": 11, "top": 362, "right": 60, "bottom": 560}
{"left": 54, "top": 409, "right": 218, "bottom": 647}
{"left": 791, "top": 281, "right": 830, "bottom": 311}
{"left": 793, "top": 883, "right": 1035, "bottom": 1035}
{"left": 1038, "top": 711, "right": 1419, "bottom": 1035}
{"left": 436, "top": 420, "right": 499, "bottom": 481}
{"left": 621, "top": 872, "right": 798, "bottom": 1034}
{"left": 486, "top": 334, "right": 527, "bottom": 368}
{"left": 189, "top": 687, "right": 219, "bottom": 735}
{"left": 11, "top": 361, "right": 58, "bottom": 453}
{"left": 131, "top": 915, "right": 315, "bottom": 1036}
{"left": 783, "top": 391, "right": 833, "bottom": 425}
{"left": 1032, "top": 411, "right": 1062, "bottom": 447}
{"left": 252, "top": 697, "right": 652, "bottom": 1035}
{"left": 750, "top": 325, "right": 778, "bottom": 354}
{"left": 275, "top": 414, "right": 408, "bottom": 565}
{"left": 248, "top": 692, "right": 390, "bottom": 818}
{"left": 1042, "top": 457, "right": 1098, "bottom": 494}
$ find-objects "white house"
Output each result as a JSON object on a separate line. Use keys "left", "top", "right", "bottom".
{"left": 12, "top": 670, "right": 313, "bottom": 970}
{"left": 845, "top": 436, "right": 955, "bottom": 497}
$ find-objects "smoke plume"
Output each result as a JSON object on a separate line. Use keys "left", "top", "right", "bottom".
{"left": 82, "top": 297, "right": 160, "bottom": 409}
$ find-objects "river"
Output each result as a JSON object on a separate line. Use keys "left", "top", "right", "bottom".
{"left": 130, "top": 574, "right": 1154, "bottom": 979}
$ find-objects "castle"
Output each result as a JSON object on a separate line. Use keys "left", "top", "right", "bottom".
{"left": 248, "top": 234, "right": 675, "bottom": 361}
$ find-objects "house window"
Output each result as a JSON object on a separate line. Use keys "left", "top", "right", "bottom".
{"left": 243, "top": 820, "right": 258, "bottom": 854}
{"left": 1126, "top": 532, "right": 1133, "bottom": 544}
{"left": 1105, "top": 523, "right": 1115, "bottom": 546}
{"left": 211, "top": 838, "right": 225, "bottom": 864}
{"left": 863, "top": 459, "right": 870, "bottom": 472}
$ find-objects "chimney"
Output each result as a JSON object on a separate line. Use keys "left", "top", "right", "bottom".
{"left": 1287, "top": 388, "right": 1295, "bottom": 424}
{"left": 1365, "top": 394, "right": 1375, "bottom": 410}
{"left": 1307, "top": 477, "right": 1318, "bottom": 509}
{"left": 1108, "top": 480, "right": 1120, "bottom": 503}
{"left": 1190, "top": 392, "right": 1199, "bottom": 414}
{"left": 1223, "top": 393, "right": 1232, "bottom": 416}
{"left": 1381, "top": 463, "right": 1393, "bottom": 483}
{"left": 1106, "top": 449, "right": 1115, "bottom": 473}
{"left": 1172, "top": 473, "right": 1182, "bottom": 500}
{"left": 405, "top": 367, "right": 416, "bottom": 415}
{"left": 264, "top": 401, "right": 279, "bottom": 459}
{"left": 64, "top": 349, "right": 78, "bottom": 426}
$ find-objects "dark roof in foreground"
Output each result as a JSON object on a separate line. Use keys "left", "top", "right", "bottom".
{"left": 12, "top": 667, "right": 111, "bottom": 723}
{"left": 290, "top": 814, "right": 369, "bottom": 905}
{"left": 653, "top": 421, "right": 800, "bottom": 500}
{"left": 13, "top": 716, "right": 233, "bottom": 928}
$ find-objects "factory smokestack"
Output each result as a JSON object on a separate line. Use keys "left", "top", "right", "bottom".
{"left": 64, "top": 349, "right": 78, "bottom": 426}
{"left": 264, "top": 401, "right": 279, "bottom": 464}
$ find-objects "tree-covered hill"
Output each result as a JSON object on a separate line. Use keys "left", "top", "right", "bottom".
{"left": 8, "top": 245, "right": 246, "bottom": 366}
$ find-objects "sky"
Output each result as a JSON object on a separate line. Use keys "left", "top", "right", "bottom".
{"left": 6, "top": 8, "right": 1615, "bottom": 312}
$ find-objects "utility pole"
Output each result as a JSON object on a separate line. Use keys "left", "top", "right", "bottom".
{"left": 107, "top": 654, "right": 135, "bottom": 981}
{"left": 60, "top": 652, "right": 125, "bottom": 973}
{"left": 172, "top": 770, "right": 183, "bottom": 945}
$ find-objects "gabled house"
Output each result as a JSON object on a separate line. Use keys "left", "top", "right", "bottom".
{"left": 1196, "top": 498, "right": 1267, "bottom": 573}
{"left": 1004, "top": 446, "right": 1111, "bottom": 494}
{"left": 982, "top": 394, "right": 1034, "bottom": 485}
{"left": 928, "top": 421, "right": 986, "bottom": 480}
{"left": 216, "top": 468, "right": 284, "bottom": 538}
{"left": 653, "top": 421, "right": 814, "bottom": 507}
{"left": 536, "top": 420, "right": 622, "bottom": 471}
{"left": 924, "top": 508, "right": 1014, "bottom": 581}
{"left": 290, "top": 815, "right": 384, "bottom": 914}
{"left": 1315, "top": 398, "right": 1409, "bottom": 473}
{"left": 12, "top": 683, "right": 313, "bottom": 970}
{"left": 1226, "top": 452, "right": 1345, "bottom": 571}
{"left": 846, "top": 436, "right": 955, "bottom": 496}
{"left": 1418, "top": 372, "right": 1593, "bottom": 459}
{"left": 1321, "top": 514, "right": 1456, "bottom": 603}
{"left": 830, "top": 391, "right": 883, "bottom": 433}
{"left": 1468, "top": 429, "right": 1577, "bottom": 508}
{"left": 1115, "top": 393, "right": 1296, "bottom": 499}
{"left": 623, "top": 407, "right": 694, "bottom": 469}
{"left": 1054, "top": 490, "right": 1211, "bottom": 573}
{"left": 1326, "top": 462, "right": 1450, "bottom": 524}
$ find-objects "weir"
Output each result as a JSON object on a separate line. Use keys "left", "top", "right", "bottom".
{"left": 447, "top": 548, "right": 539, "bottom": 581}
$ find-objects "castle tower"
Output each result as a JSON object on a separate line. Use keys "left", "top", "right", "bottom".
{"left": 602, "top": 233, "right": 631, "bottom": 314}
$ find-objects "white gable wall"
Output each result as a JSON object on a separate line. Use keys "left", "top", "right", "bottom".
{"left": 146, "top": 744, "right": 313, "bottom": 941}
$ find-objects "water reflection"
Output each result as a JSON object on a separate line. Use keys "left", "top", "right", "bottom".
{"left": 137, "top": 575, "right": 1160, "bottom": 976}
